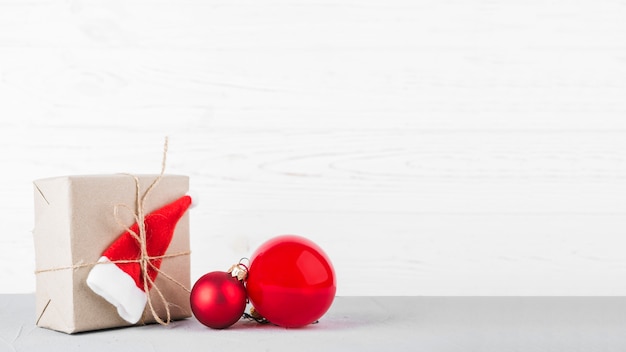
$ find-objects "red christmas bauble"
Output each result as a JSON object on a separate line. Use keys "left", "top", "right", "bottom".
{"left": 190, "top": 271, "right": 247, "bottom": 329}
{"left": 246, "top": 235, "right": 336, "bottom": 328}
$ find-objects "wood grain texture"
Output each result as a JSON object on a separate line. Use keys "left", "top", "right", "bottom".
{"left": 1, "top": 0, "right": 625, "bottom": 295}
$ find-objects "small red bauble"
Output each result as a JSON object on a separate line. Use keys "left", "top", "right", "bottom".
{"left": 190, "top": 271, "right": 247, "bottom": 329}
{"left": 246, "top": 235, "right": 336, "bottom": 328}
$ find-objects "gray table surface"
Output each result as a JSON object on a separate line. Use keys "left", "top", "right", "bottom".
{"left": 0, "top": 295, "right": 624, "bottom": 351}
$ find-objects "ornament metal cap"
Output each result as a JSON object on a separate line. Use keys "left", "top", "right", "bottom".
{"left": 227, "top": 263, "right": 248, "bottom": 282}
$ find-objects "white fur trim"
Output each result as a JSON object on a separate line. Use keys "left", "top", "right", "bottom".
{"left": 86, "top": 256, "right": 147, "bottom": 324}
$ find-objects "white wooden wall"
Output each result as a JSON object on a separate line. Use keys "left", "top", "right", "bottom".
{"left": 1, "top": 0, "right": 625, "bottom": 295}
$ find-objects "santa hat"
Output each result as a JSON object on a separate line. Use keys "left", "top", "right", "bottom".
{"left": 86, "top": 195, "right": 192, "bottom": 324}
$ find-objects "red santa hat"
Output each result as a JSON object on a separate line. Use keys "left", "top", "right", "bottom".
{"left": 86, "top": 195, "right": 192, "bottom": 324}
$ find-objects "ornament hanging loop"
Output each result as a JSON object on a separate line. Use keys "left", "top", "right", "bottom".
{"left": 238, "top": 257, "right": 250, "bottom": 268}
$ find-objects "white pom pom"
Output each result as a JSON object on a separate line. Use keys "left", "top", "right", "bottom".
{"left": 187, "top": 191, "right": 198, "bottom": 209}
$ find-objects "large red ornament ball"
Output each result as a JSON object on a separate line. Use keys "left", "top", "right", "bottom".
{"left": 246, "top": 235, "right": 336, "bottom": 328}
{"left": 190, "top": 271, "right": 247, "bottom": 329}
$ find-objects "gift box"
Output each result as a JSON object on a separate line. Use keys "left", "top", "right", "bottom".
{"left": 33, "top": 174, "right": 191, "bottom": 334}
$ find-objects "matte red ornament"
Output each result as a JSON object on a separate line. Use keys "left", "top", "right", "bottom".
{"left": 190, "top": 271, "right": 247, "bottom": 329}
{"left": 246, "top": 235, "right": 336, "bottom": 328}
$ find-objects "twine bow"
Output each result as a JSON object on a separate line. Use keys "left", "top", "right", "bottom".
{"left": 112, "top": 136, "right": 191, "bottom": 325}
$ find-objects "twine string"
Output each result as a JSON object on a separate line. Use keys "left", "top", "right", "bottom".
{"left": 33, "top": 251, "right": 191, "bottom": 274}
{"left": 111, "top": 137, "right": 181, "bottom": 325}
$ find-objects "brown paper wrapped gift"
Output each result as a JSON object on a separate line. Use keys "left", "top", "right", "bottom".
{"left": 33, "top": 174, "right": 191, "bottom": 334}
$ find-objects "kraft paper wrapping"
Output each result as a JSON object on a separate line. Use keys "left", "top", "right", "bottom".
{"left": 33, "top": 174, "right": 191, "bottom": 334}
